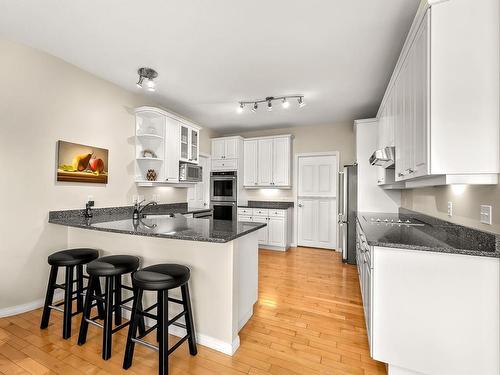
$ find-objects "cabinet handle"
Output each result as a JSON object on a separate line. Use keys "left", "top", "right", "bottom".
{"left": 397, "top": 173, "right": 404, "bottom": 177}
{"left": 406, "top": 168, "right": 414, "bottom": 174}
{"left": 298, "top": 204, "right": 303, "bottom": 208}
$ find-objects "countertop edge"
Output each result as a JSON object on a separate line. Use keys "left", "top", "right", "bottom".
{"left": 49, "top": 219, "right": 266, "bottom": 244}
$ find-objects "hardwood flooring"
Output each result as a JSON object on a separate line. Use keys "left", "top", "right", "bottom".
{"left": 0, "top": 247, "right": 386, "bottom": 374}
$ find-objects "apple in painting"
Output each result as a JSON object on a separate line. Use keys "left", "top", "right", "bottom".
{"left": 89, "top": 158, "right": 104, "bottom": 174}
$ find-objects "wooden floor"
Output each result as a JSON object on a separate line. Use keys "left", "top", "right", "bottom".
{"left": 0, "top": 247, "right": 386, "bottom": 375}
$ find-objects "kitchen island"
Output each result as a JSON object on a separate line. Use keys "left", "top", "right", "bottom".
{"left": 49, "top": 204, "right": 266, "bottom": 355}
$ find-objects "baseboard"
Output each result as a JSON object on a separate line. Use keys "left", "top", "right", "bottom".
{"left": 122, "top": 309, "right": 240, "bottom": 356}
{"left": 0, "top": 291, "right": 64, "bottom": 318}
{"left": 259, "top": 244, "right": 287, "bottom": 251}
{"left": 238, "top": 307, "right": 253, "bottom": 330}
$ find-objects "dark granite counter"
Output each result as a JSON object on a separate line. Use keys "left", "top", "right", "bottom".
{"left": 357, "top": 210, "right": 500, "bottom": 258}
{"left": 49, "top": 203, "right": 265, "bottom": 243}
{"left": 238, "top": 200, "right": 294, "bottom": 209}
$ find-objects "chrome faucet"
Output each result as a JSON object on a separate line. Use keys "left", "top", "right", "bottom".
{"left": 133, "top": 200, "right": 158, "bottom": 220}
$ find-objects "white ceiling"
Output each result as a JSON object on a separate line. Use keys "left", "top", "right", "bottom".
{"left": 0, "top": 0, "right": 419, "bottom": 132}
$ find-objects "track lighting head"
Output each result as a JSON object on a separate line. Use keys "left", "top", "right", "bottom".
{"left": 298, "top": 96, "right": 306, "bottom": 108}
{"left": 267, "top": 100, "right": 273, "bottom": 112}
{"left": 282, "top": 98, "right": 290, "bottom": 109}
{"left": 136, "top": 67, "right": 158, "bottom": 91}
{"left": 251, "top": 102, "right": 258, "bottom": 112}
{"left": 237, "top": 102, "right": 244, "bottom": 113}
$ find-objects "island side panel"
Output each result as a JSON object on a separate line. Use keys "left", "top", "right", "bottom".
{"left": 68, "top": 227, "right": 236, "bottom": 354}
{"left": 372, "top": 246, "right": 500, "bottom": 375}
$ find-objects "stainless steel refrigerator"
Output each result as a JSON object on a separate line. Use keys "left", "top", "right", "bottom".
{"left": 338, "top": 164, "right": 357, "bottom": 264}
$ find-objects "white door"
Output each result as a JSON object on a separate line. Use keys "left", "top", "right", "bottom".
{"left": 243, "top": 140, "right": 258, "bottom": 186}
{"left": 187, "top": 155, "right": 210, "bottom": 209}
{"left": 252, "top": 216, "right": 268, "bottom": 245}
{"left": 257, "top": 139, "right": 273, "bottom": 186}
{"left": 225, "top": 138, "right": 238, "bottom": 159}
{"left": 212, "top": 139, "right": 225, "bottom": 159}
{"left": 272, "top": 137, "right": 290, "bottom": 186}
{"left": 297, "top": 154, "right": 337, "bottom": 250}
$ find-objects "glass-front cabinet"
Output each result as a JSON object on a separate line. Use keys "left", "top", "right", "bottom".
{"left": 179, "top": 123, "right": 199, "bottom": 164}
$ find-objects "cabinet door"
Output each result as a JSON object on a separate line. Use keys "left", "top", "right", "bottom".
{"left": 212, "top": 139, "right": 225, "bottom": 159}
{"left": 268, "top": 217, "right": 286, "bottom": 247}
{"left": 180, "top": 125, "right": 189, "bottom": 162}
{"left": 412, "top": 12, "right": 429, "bottom": 178}
{"left": 165, "top": 118, "right": 180, "bottom": 182}
{"left": 190, "top": 128, "right": 199, "bottom": 163}
{"left": 252, "top": 216, "right": 268, "bottom": 244}
{"left": 244, "top": 140, "right": 258, "bottom": 186}
{"left": 225, "top": 138, "right": 238, "bottom": 159}
{"left": 257, "top": 139, "right": 273, "bottom": 186}
{"left": 272, "top": 137, "right": 290, "bottom": 186}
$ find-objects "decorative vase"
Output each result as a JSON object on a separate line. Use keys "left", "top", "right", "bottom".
{"left": 146, "top": 169, "right": 157, "bottom": 181}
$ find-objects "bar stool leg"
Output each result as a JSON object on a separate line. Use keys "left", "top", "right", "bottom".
{"left": 114, "top": 274, "right": 122, "bottom": 325}
{"left": 76, "top": 265, "right": 84, "bottom": 313}
{"left": 102, "top": 276, "right": 114, "bottom": 360}
{"left": 40, "top": 265, "right": 59, "bottom": 329}
{"left": 181, "top": 283, "right": 197, "bottom": 355}
{"left": 158, "top": 289, "right": 169, "bottom": 375}
{"left": 94, "top": 278, "right": 105, "bottom": 319}
{"left": 63, "top": 266, "right": 74, "bottom": 339}
{"left": 78, "top": 275, "right": 96, "bottom": 345}
{"left": 123, "top": 287, "right": 143, "bottom": 369}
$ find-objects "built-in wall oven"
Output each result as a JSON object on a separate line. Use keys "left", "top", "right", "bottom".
{"left": 210, "top": 171, "right": 237, "bottom": 220}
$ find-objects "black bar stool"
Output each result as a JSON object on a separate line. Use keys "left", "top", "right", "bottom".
{"left": 123, "top": 264, "right": 197, "bottom": 375}
{"left": 78, "top": 255, "right": 144, "bottom": 360}
{"left": 40, "top": 248, "right": 103, "bottom": 339}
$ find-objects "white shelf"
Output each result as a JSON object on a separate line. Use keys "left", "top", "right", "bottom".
{"left": 135, "top": 179, "right": 195, "bottom": 187}
{"left": 136, "top": 134, "right": 163, "bottom": 139}
{"left": 136, "top": 157, "right": 164, "bottom": 161}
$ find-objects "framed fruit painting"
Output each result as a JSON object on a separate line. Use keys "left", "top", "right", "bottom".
{"left": 57, "top": 141, "right": 109, "bottom": 183}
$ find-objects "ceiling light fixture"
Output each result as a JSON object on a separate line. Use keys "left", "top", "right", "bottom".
{"left": 136, "top": 67, "right": 158, "bottom": 92}
{"left": 237, "top": 95, "right": 305, "bottom": 113}
{"left": 237, "top": 102, "right": 244, "bottom": 113}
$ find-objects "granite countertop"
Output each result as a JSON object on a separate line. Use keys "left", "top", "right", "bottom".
{"left": 238, "top": 200, "right": 294, "bottom": 209}
{"left": 357, "top": 210, "right": 500, "bottom": 258}
{"left": 48, "top": 203, "right": 265, "bottom": 243}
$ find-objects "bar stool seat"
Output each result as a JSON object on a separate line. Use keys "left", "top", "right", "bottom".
{"left": 132, "top": 264, "right": 190, "bottom": 290}
{"left": 87, "top": 255, "right": 140, "bottom": 276}
{"left": 48, "top": 248, "right": 99, "bottom": 266}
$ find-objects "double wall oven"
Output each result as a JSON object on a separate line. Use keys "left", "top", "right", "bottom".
{"left": 210, "top": 171, "right": 237, "bottom": 221}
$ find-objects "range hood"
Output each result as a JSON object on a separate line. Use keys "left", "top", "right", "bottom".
{"left": 369, "top": 146, "right": 395, "bottom": 168}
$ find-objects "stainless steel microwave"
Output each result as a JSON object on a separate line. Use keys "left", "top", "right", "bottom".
{"left": 179, "top": 162, "right": 202, "bottom": 182}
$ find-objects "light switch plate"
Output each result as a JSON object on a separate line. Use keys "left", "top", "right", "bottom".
{"left": 480, "top": 205, "right": 492, "bottom": 225}
{"left": 447, "top": 202, "right": 453, "bottom": 217}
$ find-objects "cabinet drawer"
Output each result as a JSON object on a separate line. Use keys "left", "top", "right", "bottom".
{"left": 238, "top": 215, "right": 252, "bottom": 222}
{"left": 268, "top": 209, "right": 286, "bottom": 217}
{"left": 237, "top": 208, "right": 252, "bottom": 215}
{"left": 252, "top": 208, "right": 269, "bottom": 217}
{"left": 212, "top": 159, "right": 237, "bottom": 171}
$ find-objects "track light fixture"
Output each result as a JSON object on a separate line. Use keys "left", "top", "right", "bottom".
{"left": 136, "top": 67, "right": 158, "bottom": 92}
{"left": 237, "top": 95, "right": 305, "bottom": 113}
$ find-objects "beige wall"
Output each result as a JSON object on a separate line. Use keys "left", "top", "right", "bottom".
{"left": 402, "top": 185, "right": 500, "bottom": 234}
{"left": 222, "top": 122, "right": 355, "bottom": 201}
{"left": 0, "top": 39, "right": 211, "bottom": 310}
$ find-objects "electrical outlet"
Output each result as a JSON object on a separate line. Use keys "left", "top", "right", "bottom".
{"left": 480, "top": 205, "right": 492, "bottom": 225}
{"left": 447, "top": 201, "right": 453, "bottom": 217}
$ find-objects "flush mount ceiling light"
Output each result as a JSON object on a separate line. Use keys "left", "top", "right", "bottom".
{"left": 136, "top": 67, "right": 158, "bottom": 92}
{"left": 237, "top": 95, "right": 305, "bottom": 113}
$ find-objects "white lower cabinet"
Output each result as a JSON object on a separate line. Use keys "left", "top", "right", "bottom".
{"left": 237, "top": 208, "right": 290, "bottom": 251}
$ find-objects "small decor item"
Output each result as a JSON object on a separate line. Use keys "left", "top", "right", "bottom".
{"left": 142, "top": 149, "right": 157, "bottom": 158}
{"left": 146, "top": 169, "right": 157, "bottom": 181}
{"left": 57, "top": 141, "right": 108, "bottom": 184}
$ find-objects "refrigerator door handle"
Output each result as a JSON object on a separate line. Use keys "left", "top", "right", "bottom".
{"left": 338, "top": 171, "right": 344, "bottom": 218}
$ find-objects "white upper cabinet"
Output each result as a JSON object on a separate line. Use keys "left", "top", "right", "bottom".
{"left": 179, "top": 123, "right": 199, "bottom": 164}
{"left": 243, "top": 140, "right": 258, "bottom": 186}
{"left": 377, "top": 0, "right": 499, "bottom": 186}
{"left": 243, "top": 135, "right": 293, "bottom": 188}
{"left": 134, "top": 106, "right": 202, "bottom": 186}
{"left": 257, "top": 138, "right": 274, "bottom": 185}
{"left": 211, "top": 136, "right": 243, "bottom": 171}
